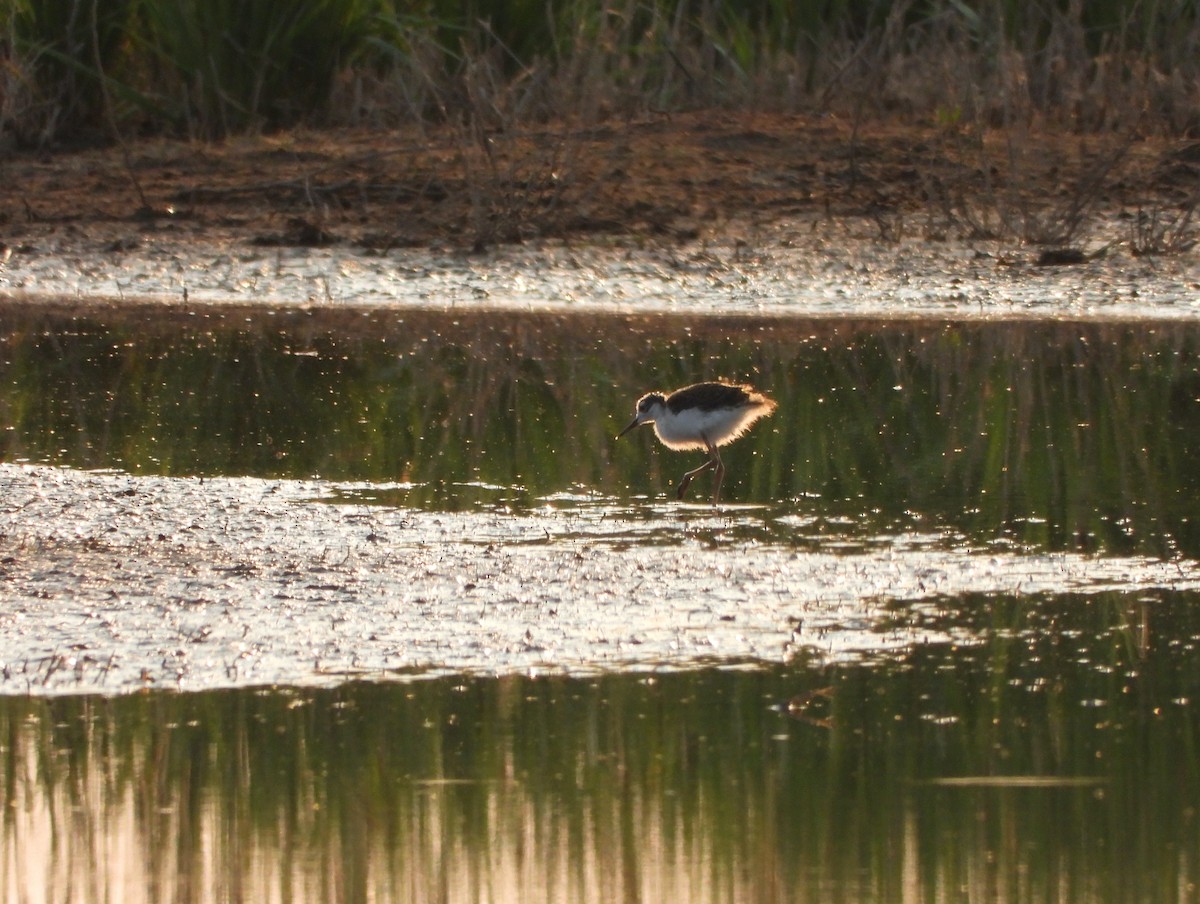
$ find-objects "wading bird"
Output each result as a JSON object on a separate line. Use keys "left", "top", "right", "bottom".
{"left": 617, "top": 381, "right": 776, "bottom": 505}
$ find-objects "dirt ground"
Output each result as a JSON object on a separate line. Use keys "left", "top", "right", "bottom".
{"left": 4, "top": 112, "right": 1197, "bottom": 257}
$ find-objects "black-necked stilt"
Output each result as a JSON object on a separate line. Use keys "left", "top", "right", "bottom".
{"left": 617, "top": 381, "right": 777, "bottom": 505}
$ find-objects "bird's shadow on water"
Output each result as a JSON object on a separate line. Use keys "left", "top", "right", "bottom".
{"left": 324, "top": 477, "right": 961, "bottom": 553}
{"left": 510, "top": 497, "right": 791, "bottom": 548}
{"left": 324, "top": 481, "right": 816, "bottom": 548}
{"left": 506, "top": 497, "right": 953, "bottom": 554}
{"left": 321, "top": 480, "right": 971, "bottom": 557}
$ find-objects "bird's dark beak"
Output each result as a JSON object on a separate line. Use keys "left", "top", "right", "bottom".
{"left": 616, "top": 416, "right": 640, "bottom": 440}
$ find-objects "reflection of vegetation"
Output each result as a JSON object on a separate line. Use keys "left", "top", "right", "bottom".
{"left": 4, "top": 589, "right": 1200, "bottom": 901}
{"left": 2, "top": 304, "right": 1199, "bottom": 555}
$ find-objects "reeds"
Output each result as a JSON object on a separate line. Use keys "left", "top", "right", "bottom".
{"left": 3, "top": 0, "right": 1199, "bottom": 143}
{"left": 1127, "top": 197, "right": 1199, "bottom": 256}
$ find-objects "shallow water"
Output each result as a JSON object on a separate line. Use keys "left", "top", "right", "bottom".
{"left": 4, "top": 302, "right": 1200, "bottom": 548}
{"left": 3, "top": 295, "right": 1200, "bottom": 900}
{"left": 4, "top": 646, "right": 1200, "bottom": 903}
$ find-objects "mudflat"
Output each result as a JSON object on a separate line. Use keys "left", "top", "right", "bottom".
{"left": 4, "top": 113, "right": 1194, "bottom": 255}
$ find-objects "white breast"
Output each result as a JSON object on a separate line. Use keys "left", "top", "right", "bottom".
{"left": 651, "top": 404, "right": 767, "bottom": 451}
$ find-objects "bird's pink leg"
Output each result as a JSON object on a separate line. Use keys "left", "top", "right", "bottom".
{"left": 677, "top": 433, "right": 725, "bottom": 506}
{"left": 676, "top": 459, "right": 715, "bottom": 500}
{"left": 707, "top": 439, "right": 725, "bottom": 506}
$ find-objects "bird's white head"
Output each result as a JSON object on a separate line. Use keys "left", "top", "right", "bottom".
{"left": 617, "top": 391, "right": 667, "bottom": 439}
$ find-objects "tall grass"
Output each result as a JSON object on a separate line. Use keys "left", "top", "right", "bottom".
{"left": 1, "top": 0, "right": 138, "bottom": 144}
{"left": 2, "top": 0, "right": 1199, "bottom": 143}
{"left": 134, "top": 0, "right": 389, "bottom": 137}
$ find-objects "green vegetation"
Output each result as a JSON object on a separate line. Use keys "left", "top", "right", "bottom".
{"left": 2, "top": 0, "right": 1198, "bottom": 142}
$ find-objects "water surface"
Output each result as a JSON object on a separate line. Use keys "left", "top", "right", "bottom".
{"left": 2, "top": 300, "right": 1199, "bottom": 901}
{"left": 4, "top": 302, "right": 1199, "bottom": 555}
{"left": 4, "top": 628, "right": 1199, "bottom": 903}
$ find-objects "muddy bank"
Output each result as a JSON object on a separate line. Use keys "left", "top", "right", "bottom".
{"left": 3, "top": 114, "right": 1194, "bottom": 252}
{"left": 3, "top": 114, "right": 1198, "bottom": 320}
{"left": 1, "top": 464, "right": 1194, "bottom": 694}
{"left": 4, "top": 220, "right": 1200, "bottom": 320}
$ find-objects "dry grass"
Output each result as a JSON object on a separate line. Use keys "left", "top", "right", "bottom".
{"left": 4, "top": 1, "right": 1199, "bottom": 252}
{"left": 5, "top": 0, "right": 1200, "bottom": 144}
{"left": 1127, "top": 200, "right": 1199, "bottom": 257}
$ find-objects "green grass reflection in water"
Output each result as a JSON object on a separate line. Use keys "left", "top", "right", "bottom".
{"left": 3, "top": 303, "right": 1200, "bottom": 555}
{"left": 4, "top": 589, "right": 1199, "bottom": 903}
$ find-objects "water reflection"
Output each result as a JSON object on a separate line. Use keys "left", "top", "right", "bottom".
{"left": 3, "top": 589, "right": 1199, "bottom": 903}
{"left": 5, "top": 302, "right": 1198, "bottom": 900}
{"left": 3, "top": 302, "right": 1199, "bottom": 557}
